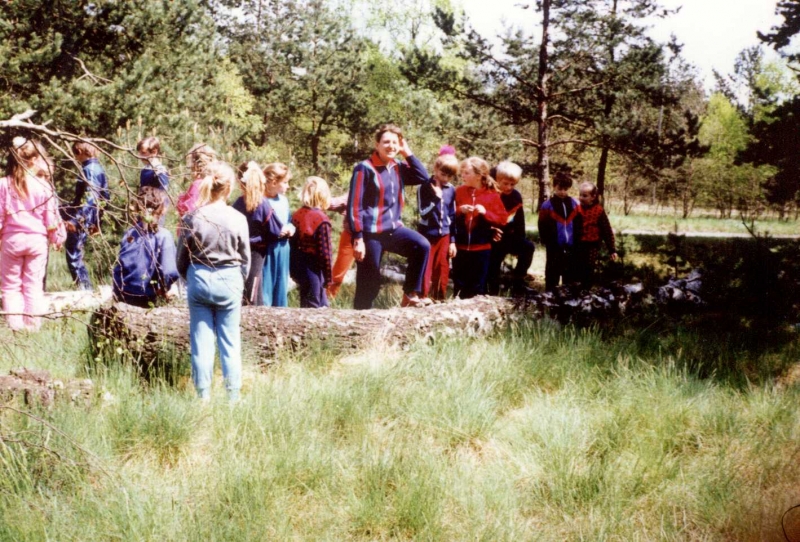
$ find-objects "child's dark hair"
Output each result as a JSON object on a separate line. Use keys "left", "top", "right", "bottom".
{"left": 72, "top": 140, "right": 99, "bottom": 159}
{"left": 135, "top": 186, "right": 167, "bottom": 233}
{"left": 137, "top": 136, "right": 161, "bottom": 156}
{"left": 552, "top": 170, "right": 573, "bottom": 189}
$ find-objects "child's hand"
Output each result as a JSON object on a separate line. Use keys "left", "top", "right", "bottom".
{"left": 65, "top": 221, "right": 77, "bottom": 233}
{"left": 448, "top": 243, "right": 457, "bottom": 259}
{"left": 610, "top": 252, "right": 619, "bottom": 262}
{"left": 491, "top": 227, "right": 503, "bottom": 242}
{"left": 474, "top": 204, "right": 486, "bottom": 215}
{"left": 353, "top": 238, "right": 366, "bottom": 262}
{"left": 459, "top": 204, "right": 474, "bottom": 214}
{"left": 280, "top": 225, "right": 293, "bottom": 238}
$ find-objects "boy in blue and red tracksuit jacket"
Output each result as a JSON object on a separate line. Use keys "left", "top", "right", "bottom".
{"left": 290, "top": 178, "right": 333, "bottom": 308}
{"left": 417, "top": 153, "right": 458, "bottom": 300}
{"left": 346, "top": 125, "right": 431, "bottom": 309}
{"left": 538, "top": 171, "right": 580, "bottom": 291}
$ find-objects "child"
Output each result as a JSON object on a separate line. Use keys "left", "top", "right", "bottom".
{"left": 232, "top": 162, "right": 282, "bottom": 306}
{"left": 137, "top": 136, "right": 170, "bottom": 226}
{"left": 0, "top": 138, "right": 64, "bottom": 331}
{"left": 137, "top": 136, "right": 169, "bottom": 192}
{"left": 488, "top": 161, "right": 535, "bottom": 295}
{"left": 290, "top": 177, "right": 333, "bottom": 308}
{"left": 417, "top": 153, "right": 458, "bottom": 300}
{"left": 62, "top": 140, "right": 109, "bottom": 290}
{"left": 112, "top": 186, "right": 179, "bottom": 308}
{"left": 177, "top": 162, "right": 250, "bottom": 402}
{"left": 575, "top": 181, "right": 618, "bottom": 289}
{"left": 262, "top": 162, "right": 295, "bottom": 307}
{"left": 452, "top": 157, "right": 506, "bottom": 299}
{"left": 538, "top": 170, "right": 580, "bottom": 291}
{"left": 176, "top": 143, "right": 217, "bottom": 217}
{"left": 325, "top": 191, "right": 352, "bottom": 300}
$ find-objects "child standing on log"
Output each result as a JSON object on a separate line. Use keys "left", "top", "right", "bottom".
{"left": 575, "top": 181, "right": 617, "bottom": 289}
{"left": 452, "top": 157, "right": 506, "bottom": 299}
{"left": 488, "top": 161, "right": 535, "bottom": 296}
{"left": 262, "top": 162, "right": 295, "bottom": 307}
{"left": 177, "top": 162, "right": 250, "bottom": 403}
{"left": 232, "top": 162, "right": 283, "bottom": 306}
{"left": 0, "top": 138, "right": 64, "bottom": 331}
{"left": 416, "top": 152, "right": 458, "bottom": 301}
{"left": 290, "top": 177, "right": 333, "bottom": 308}
{"left": 538, "top": 170, "right": 580, "bottom": 291}
{"left": 112, "top": 186, "right": 179, "bottom": 307}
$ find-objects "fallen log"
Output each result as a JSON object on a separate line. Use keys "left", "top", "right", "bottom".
{"left": 90, "top": 296, "right": 541, "bottom": 366}
{"left": 90, "top": 274, "right": 703, "bottom": 367}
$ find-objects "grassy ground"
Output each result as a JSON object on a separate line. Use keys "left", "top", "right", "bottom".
{"left": 1, "top": 208, "right": 798, "bottom": 540}
{"left": 1, "top": 289, "right": 800, "bottom": 541}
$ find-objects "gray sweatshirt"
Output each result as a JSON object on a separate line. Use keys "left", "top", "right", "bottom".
{"left": 177, "top": 200, "right": 251, "bottom": 278}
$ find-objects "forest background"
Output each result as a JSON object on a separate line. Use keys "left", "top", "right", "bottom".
{"left": 1, "top": 0, "right": 799, "bottom": 220}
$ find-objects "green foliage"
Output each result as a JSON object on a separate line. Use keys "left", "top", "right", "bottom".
{"left": 0, "top": 0, "right": 261, "bottom": 142}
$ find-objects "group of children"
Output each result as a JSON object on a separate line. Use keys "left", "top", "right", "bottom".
{"left": 0, "top": 133, "right": 616, "bottom": 400}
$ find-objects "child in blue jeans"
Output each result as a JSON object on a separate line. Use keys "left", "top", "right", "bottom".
{"left": 177, "top": 162, "right": 250, "bottom": 402}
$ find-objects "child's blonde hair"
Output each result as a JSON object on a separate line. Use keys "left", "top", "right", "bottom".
{"left": 137, "top": 136, "right": 161, "bottom": 157}
{"left": 460, "top": 156, "right": 496, "bottom": 191}
{"left": 238, "top": 161, "right": 266, "bottom": 213}
{"left": 197, "top": 162, "right": 235, "bottom": 206}
{"left": 72, "top": 140, "right": 99, "bottom": 159}
{"left": 186, "top": 143, "right": 217, "bottom": 179}
{"left": 579, "top": 181, "right": 598, "bottom": 199}
{"left": 263, "top": 162, "right": 291, "bottom": 188}
{"left": 8, "top": 137, "right": 48, "bottom": 198}
{"left": 434, "top": 154, "right": 459, "bottom": 177}
{"left": 495, "top": 160, "right": 522, "bottom": 183}
{"left": 301, "top": 176, "right": 331, "bottom": 209}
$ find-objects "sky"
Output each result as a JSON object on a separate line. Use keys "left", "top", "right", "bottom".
{"left": 459, "top": 0, "right": 783, "bottom": 90}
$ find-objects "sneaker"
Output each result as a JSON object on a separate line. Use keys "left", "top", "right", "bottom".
{"left": 401, "top": 293, "right": 433, "bottom": 308}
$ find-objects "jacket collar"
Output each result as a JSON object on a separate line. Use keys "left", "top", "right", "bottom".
{"left": 368, "top": 151, "right": 396, "bottom": 169}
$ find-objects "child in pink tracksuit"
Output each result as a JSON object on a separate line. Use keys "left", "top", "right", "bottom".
{"left": 0, "top": 138, "right": 65, "bottom": 331}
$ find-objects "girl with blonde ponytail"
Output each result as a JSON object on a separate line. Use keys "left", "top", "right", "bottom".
{"left": 176, "top": 143, "right": 218, "bottom": 216}
{"left": 177, "top": 161, "right": 250, "bottom": 403}
{"left": 0, "top": 137, "right": 65, "bottom": 331}
{"left": 232, "top": 161, "right": 284, "bottom": 306}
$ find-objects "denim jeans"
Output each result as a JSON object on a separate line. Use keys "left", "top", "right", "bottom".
{"left": 187, "top": 264, "right": 244, "bottom": 400}
{"left": 64, "top": 228, "right": 92, "bottom": 289}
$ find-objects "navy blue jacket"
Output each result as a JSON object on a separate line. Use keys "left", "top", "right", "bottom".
{"left": 416, "top": 179, "right": 456, "bottom": 238}
{"left": 112, "top": 223, "right": 179, "bottom": 303}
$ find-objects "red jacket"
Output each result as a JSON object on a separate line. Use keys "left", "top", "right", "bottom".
{"left": 453, "top": 185, "right": 506, "bottom": 251}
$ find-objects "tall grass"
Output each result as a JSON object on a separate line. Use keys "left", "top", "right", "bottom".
{"left": 1, "top": 314, "right": 799, "bottom": 540}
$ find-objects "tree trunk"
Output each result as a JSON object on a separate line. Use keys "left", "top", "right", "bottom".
{"left": 535, "top": 0, "right": 551, "bottom": 211}
{"left": 90, "top": 297, "right": 544, "bottom": 365}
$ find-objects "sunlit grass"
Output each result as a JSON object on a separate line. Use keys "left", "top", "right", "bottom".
{"left": 1, "top": 316, "right": 799, "bottom": 540}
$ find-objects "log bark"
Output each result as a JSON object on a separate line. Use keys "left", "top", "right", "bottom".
{"left": 90, "top": 297, "right": 543, "bottom": 364}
